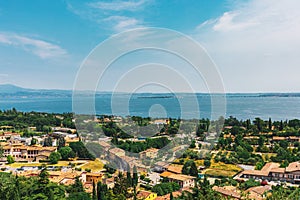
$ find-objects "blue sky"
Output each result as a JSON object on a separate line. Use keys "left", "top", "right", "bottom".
{"left": 1, "top": 0, "right": 300, "bottom": 92}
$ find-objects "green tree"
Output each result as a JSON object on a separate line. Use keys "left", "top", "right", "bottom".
{"left": 7, "top": 155, "right": 15, "bottom": 164}
{"left": 31, "top": 137, "right": 37, "bottom": 145}
{"left": 97, "top": 182, "right": 108, "bottom": 200}
{"left": 204, "top": 159, "right": 211, "bottom": 168}
{"left": 57, "top": 137, "right": 66, "bottom": 149}
{"left": 92, "top": 181, "right": 97, "bottom": 200}
{"left": 268, "top": 118, "right": 272, "bottom": 130}
{"left": 0, "top": 146, "right": 3, "bottom": 158}
{"left": 49, "top": 152, "right": 61, "bottom": 164}
{"left": 69, "top": 141, "right": 95, "bottom": 160}
{"left": 44, "top": 137, "right": 53, "bottom": 147}
{"left": 132, "top": 165, "right": 138, "bottom": 186}
{"left": 59, "top": 146, "right": 75, "bottom": 160}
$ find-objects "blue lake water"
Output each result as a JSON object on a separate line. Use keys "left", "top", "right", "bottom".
{"left": 1, "top": 93, "right": 300, "bottom": 120}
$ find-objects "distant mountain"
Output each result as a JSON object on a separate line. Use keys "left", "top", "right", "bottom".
{"left": 0, "top": 84, "right": 30, "bottom": 93}
{"left": 0, "top": 84, "right": 72, "bottom": 98}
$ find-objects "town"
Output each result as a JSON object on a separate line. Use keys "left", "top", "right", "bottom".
{"left": 1, "top": 109, "right": 300, "bottom": 199}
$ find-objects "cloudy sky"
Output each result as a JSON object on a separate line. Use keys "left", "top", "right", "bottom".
{"left": 0, "top": 0, "right": 299, "bottom": 92}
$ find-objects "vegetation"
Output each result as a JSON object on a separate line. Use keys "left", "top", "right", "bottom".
{"left": 113, "top": 136, "right": 170, "bottom": 153}
{"left": 152, "top": 182, "right": 180, "bottom": 196}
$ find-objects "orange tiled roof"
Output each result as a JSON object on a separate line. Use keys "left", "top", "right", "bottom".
{"left": 286, "top": 161, "right": 300, "bottom": 172}
{"left": 167, "top": 165, "right": 183, "bottom": 174}
{"left": 212, "top": 186, "right": 241, "bottom": 199}
{"left": 155, "top": 191, "right": 181, "bottom": 200}
{"left": 137, "top": 191, "right": 152, "bottom": 199}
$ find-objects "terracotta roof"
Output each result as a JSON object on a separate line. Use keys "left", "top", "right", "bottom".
{"left": 160, "top": 171, "right": 194, "bottom": 181}
{"left": 261, "top": 162, "right": 280, "bottom": 172}
{"left": 137, "top": 191, "right": 153, "bottom": 199}
{"left": 168, "top": 174, "right": 195, "bottom": 182}
{"left": 160, "top": 171, "right": 173, "bottom": 178}
{"left": 140, "top": 148, "right": 159, "bottom": 154}
{"left": 270, "top": 167, "right": 285, "bottom": 173}
{"left": 86, "top": 172, "right": 103, "bottom": 177}
{"left": 167, "top": 165, "right": 183, "bottom": 174}
{"left": 99, "top": 141, "right": 111, "bottom": 148}
{"left": 212, "top": 186, "right": 241, "bottom": 199}
{"left": 272, "top": 136, "right": 286, "bottom": 141}
{"left": 245, "top": 185, "right": 271, "bottom": 196}
{"left": 109, "top": 148, "right": 125, "bottom": 155}
{"left": 289, "top": 136, "right": 300, "bottom": 140}
{"left": 242, "top": 162, "right": 280, "bottom": 177}
{"left": 155, "top": 191, "right": 181, "bottom": 200}
{"left": 286, "top": 161, "right": 300, "bottom": 172}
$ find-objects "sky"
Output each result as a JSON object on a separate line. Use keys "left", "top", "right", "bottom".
{"left": 0, "top": 0, "right": 300, "bottom": 92}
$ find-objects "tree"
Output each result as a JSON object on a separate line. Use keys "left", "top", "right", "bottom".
{"left": 67, "top": 192, "right": 91, "bottom": 200}
{"left": 189, "top": 140, "right": 196, "bottom": 148}
{"left": 57, "top": 137, "right": 66, "bottom": 149}
{"left": 31, "top": 137, "right": 37, "bottom": 145}
{"left": 182, "top": 160, "right": 198, "bottom": 177}
{"left": 204, "top": 159, "right": 211, "bottom": 168}
{"left": 170, "top": 192, "right": 174, "bottom": 200}
{"left": 69, "top": 141, "right": 95, "bottom": 160}
{"left": 268, "top": 118, "right": 272, "bottom": 130}
{"left": 126, "top": 164, "right": 132, "bottom": 187}
{"left": 7, "top": 155, "right": 14, "bottom": 164}
{"left": 279, "top": 120, "right": 283, "bottom": 131}
{"left": 97, "top": 182, "right": 108, "bottom": 200}
{"left": 132, "top": 165, "right": 138, "bottom": 186}
{"left": 49, "top": 152, "right": 61, "bottom": 164}
{"left": 0, "top": 146, "right": 3, "bottom": 158}
{"left": 190, "top": 161, "right": 198, "bottom": 177}
{"left": 44, "top": 137, "right": 53, "bottom": 147}
{"left": 92, "top": 181, "right": 97, "bottom": 200}
{"left": 58, "top": 146, "right": 75, "bottom": 160}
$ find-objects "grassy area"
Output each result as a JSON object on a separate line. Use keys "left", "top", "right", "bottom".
{"left": 203, "top": 160, "right": 242, "bottom": 178}
{"left": 8, "top": 162, "right": 43, "bottom": 168}
{"left": 80, "top": 159, "right": 104, "bottom": 172}
{"left": 204, "top": 169, "right": 238, "bottom": 177}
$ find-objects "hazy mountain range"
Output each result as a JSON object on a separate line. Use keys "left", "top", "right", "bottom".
{"left": 0, "top": 84, "right": 300, "bottom": 98}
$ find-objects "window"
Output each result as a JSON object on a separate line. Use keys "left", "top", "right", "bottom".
{"left": 288, "top": 174, "right": 293, "bottom": 179}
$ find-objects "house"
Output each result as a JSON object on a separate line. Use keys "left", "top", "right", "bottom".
{"left": 137, "top": 191, "right": 157, "bottom": 200}
{"left": 160, "top": 172, "right": 195, "bottom": 188}
{"left": 108, "top": 148, "right": 126, "bottom": 158}
{"left": 240, "top": 162, "right": 280, "bottom": 181}
{"left": 212, "top": 186, "right": 241, "bottom": 199}
{"left": 240, "top": 161, "right": 300, "bottom": 184}
{"left": 212, "top": 185, "right": 271, "bottom": 200}
{"left": 99, "top": 141, "right": 111, "bottom": 152}
{"left": 102, "top": 177, "right": 115, "bottom": 189}
{"left": 139, "top": 148, "right": 159, "bottom": 159}
{"left": 2, "top": 143, "right": 57, "bottom": 161}
{"left": 245, "top": 185, "right": 271, "bottom": 200}
{"left": 83, "top": 172, "right": 103, "bottom": 183}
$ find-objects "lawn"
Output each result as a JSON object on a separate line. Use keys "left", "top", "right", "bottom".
{"left": 203, "top": 160, "right": 242, "bottom": 178}
{"left": 80, "top": 159, "right": 104, "bottom": 172}
{"left": 204, "top": 169, "right": 238, "bottom": 177}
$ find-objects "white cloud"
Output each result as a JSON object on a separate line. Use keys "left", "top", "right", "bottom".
{"left": 103, "top": 16, "right": 142, "bottom": 32}
{"left": 195, "top": 0, "right": 300, "bottom": 92}
{"left": 212, "top": 12, "right": 258, "bottom": 32}
{"left": 67, "top": 0, "right": 152, "bottom": 33}
{"left": 89, "top": 0, "right": 149, "bottom": 11}
{"left": 0, "top": 32, "right": 67, "bottom": 59}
